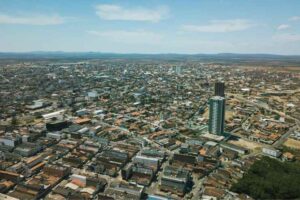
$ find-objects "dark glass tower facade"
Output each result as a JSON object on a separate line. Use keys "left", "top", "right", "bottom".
{"left": 208, "top": 96, "right": 225, "bottom": 135}
{"left": 214, "top": 82, "right": 225, "bottom": 97}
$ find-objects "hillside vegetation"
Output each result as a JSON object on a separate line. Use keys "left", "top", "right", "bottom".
{"left": 231, "top": 156, "right": 300, "bottom": 199}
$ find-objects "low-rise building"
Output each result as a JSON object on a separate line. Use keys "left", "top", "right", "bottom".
{"left": 160, "top": 165, "right": 191, "bottom": 196}
{"left": 105, "top": 181, "right": 144, "bottom": 200}
{"left": 262, "top": 147, "right": 281, "bottom": 158}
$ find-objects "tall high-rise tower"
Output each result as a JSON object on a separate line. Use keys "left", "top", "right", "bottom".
{"left": 208, "top": 96, "right": 225, "bottom": 135}
{"left": 214, "top": 82, "right": 225, "bottom": 97}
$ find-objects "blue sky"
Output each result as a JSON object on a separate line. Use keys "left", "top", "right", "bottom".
{"left": 0, "top": 0, "right": 300, "bottom": 54}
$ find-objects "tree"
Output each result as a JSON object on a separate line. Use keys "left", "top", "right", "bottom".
{"left": 11, "top": 115, "right": 17, "bottom": 126}
{"left": 231, "top": 156, "right": 300, "bottom": 199}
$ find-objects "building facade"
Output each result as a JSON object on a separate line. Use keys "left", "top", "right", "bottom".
{"left": 214, "top": 82, "right": 225, "bottom": 97}
{"left": 208, "top": 96, "right": 225, "bottom": 135}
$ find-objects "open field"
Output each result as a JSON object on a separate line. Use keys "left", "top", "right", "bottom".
{"left": 283, "top": 138, "right": 300, "bottom": 150}
{"left": 228, "top": 138, "right": 263, "bottom": 150}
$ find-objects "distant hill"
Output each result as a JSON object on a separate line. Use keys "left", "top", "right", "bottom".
{"left": 0, "top": 52, "right": 300, "bottom": 66}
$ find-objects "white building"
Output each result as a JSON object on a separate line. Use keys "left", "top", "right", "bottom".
{"left": 42, "top": 110, "right": 65, "bottom": 120}
{"left": 262, "top": 147, "right": 281, "bottom": 158}
{"left": 0, "top": 136, "right": 19, "bottom": 147}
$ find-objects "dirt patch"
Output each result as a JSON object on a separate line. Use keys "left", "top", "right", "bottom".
{"left": 284, "top": 138, "right": 300, "bottom": 150}
{"left": 228, "top": 138, "right": 263, "bottom": 150}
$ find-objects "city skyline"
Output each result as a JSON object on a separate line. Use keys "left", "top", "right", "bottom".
{"left": 1, "top": 0, "right": 300, "bottom": 55}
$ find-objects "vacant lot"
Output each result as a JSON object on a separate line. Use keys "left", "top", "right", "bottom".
{"left": 228, "top": 138, "right": 263, "bottom": 150}
{"left": 284, "top": 138, "right": 300, "bottom": 150}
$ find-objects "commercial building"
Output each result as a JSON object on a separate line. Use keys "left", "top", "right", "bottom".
{"left": 43, "top": 164, "right": 71, "bottom": 177}
{"left": 220, "top": 142, "right": 249, "bottom": 155}
{"left": 42, "top": 110, "right": 65, "bottom": 120}
{"left": 262, "top": 147, "right": 281, "bottom": 158}
{"left": 105, "top": 181, "right": 144, "bottom": 200}
{"left": 49, "top": 173, "right": 107, "bottom": 199}
{"left": 214, "top": 82, "right": 225, "bottom": 97}
{"left": 46, "top": 120, "right": 69, "bottom": 131}
{"left": 208, "top": 96, "right": 225, "bottom": 135}
{"left": 133, "top": 155, "right": 159, "bottom": 171}
{"left": 0, "top": 136, "right": 21, "bottom": 147}
{"left": 160, "top": 165, "right": 191, "bottom": 196}
{"left": 0, "top": 170, "right": 23, "bottom": 183}
{"left": 14, "top": 143, "right": 42, "bottom": 157}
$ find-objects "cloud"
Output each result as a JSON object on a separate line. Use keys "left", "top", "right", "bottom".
{"left": 273, "top": 33, "right": 300, "bottom": 42}
{"left": 87, "top": 30, "right": 163, "bottom": 43}
{"left": 277, "top": 24, "right": 290, "bottom": 30}
{"left": 182, "top": 19, "right": 255, "bottom": 33}
{"left": 95, "top": 4, "right": 169, "bottom": 22}
{"left": 289, "top": 16, "right": 300, "bottom": 21}
{"left": 0, "top": 13, "right": 66, "bottom": 25}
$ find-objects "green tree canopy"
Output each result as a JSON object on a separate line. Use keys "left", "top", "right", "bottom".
{"left": 231, "top": 156, "right": 300, "bottom": 199}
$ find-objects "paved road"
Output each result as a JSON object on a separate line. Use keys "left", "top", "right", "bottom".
{"left": 190, "top": 177, "right": 204, "bottom": 200}
{"left": 273, "top": 126, "right": 297, "bottom": 148}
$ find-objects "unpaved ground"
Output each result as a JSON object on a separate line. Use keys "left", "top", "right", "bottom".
{"left": 228, "top": 138, "right": 263, "bottom": 150}
{"left": 284, "top": 138, "right": 300, "bottom": 150}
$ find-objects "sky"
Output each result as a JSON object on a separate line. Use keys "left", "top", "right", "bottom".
{"left": 0, "top": 0, "right": 300, "bottom": 54}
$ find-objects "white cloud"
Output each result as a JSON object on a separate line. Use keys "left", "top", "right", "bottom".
{"left": 273, "top": 33, "right": 300, "bottom": 42}
{"left": 95, "top": 4, "right": 169, "bottom": 22}
{"left": 87, "top": 30, "right": 163, "bottom": 44}
{"left": 289, "top": 16, "right": 300, "bottom": 21}
{"left": 182, "top": 19, "right": 255, "bottom": 33}
{"left": 277, "top": 24, "right": 290, "bottom": 30}
{"left": 0, "top": 13, "right": 66, "bottom": 25}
